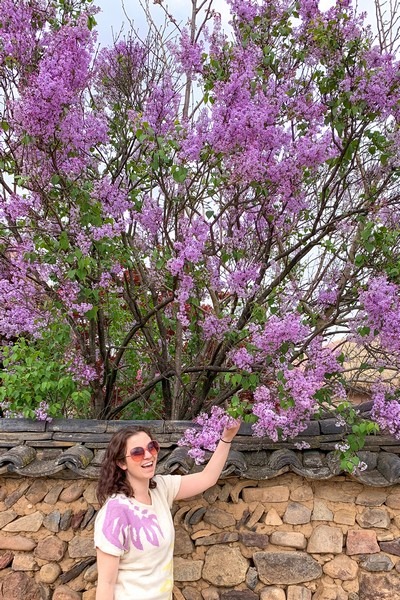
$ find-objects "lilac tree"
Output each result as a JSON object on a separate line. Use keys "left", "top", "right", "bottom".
{"left": 1, "top": 0, "right": 400, "bottom": 467}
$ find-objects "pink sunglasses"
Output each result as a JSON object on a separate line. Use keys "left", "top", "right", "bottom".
{"left": 125, "top": 440, "right": 160, "bottom": 462}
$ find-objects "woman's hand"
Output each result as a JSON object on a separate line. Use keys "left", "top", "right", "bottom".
{"left": 220, "top": 419, "right": 241, "bottom": 444}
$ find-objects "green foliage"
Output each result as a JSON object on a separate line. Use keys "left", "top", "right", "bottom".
{"left": 0, "top": 337, "right": 91, "bottom": 419}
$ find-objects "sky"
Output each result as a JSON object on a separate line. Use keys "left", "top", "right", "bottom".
{"left": 94, "top": 0, "right": 379, "bottom": 48}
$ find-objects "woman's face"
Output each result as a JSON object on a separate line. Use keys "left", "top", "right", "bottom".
{"left": 121, "top": 431, "right": 158, "bottom": 482}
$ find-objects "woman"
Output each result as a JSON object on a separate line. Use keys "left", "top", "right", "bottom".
{"left": 94, "top": 421, "right": 240, "bottom": 600}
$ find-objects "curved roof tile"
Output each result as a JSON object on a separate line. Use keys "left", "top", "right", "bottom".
{"left": 0, "top": 416, "right": 399, "bottom": 486}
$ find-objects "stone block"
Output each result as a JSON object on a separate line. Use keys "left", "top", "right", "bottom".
{"left": 307, "top": 525, "right": 343, "bottom": 554}
{"left": 203, "top": 507, "right": 236, "bottom": 528}
{"left": 287, "top": 585, "right": 312, "bottom": 600}
{"left": 283, "top": 502, "right": 312, "bottom": 525}
{"left": 355, "top": 490, "right": 387, "bottom": 507}
{"left": 202, "top": 546, "right": 248, "bottom": 586}
{"left": 346, "top": 530, "right": 379, "bottom": 555}
{"left": 356, "top": 508, "right": 391, "bottom": 529}
{"left": 312, "top": 500, "right": 333, "bottom": 522}
{"left": 175, "top": 528, "right": 194, "bottom": 555}
{"left": 270, "top": 531, "right": 307, "bottom": 550}
{"left": 333, "top": 509, "right": 356, "bottom": 526}
{"left": 35, "top": 536, "right": 67, "bottom": 561}
{"left": 260, "top": 587, "right": 287, "bottom": 600}
{"left": 322, "top": 555, "right": 358, "bottom": 580}
{"left": 0, "top": 533, "right": 36, "bottom": 551}
{"left": 264, "top": 508, "right": 283, "bottom": 525}
{"left": 359, "top": 554, "right": 394, "bottom": 572}
{"left": 242, "top": 486, "right": 290, "bottom": 504}
{"left": 174, "top": 558, "right": 203, "bottom": 582}
{"left": 359, "top": 572, "right": 400, "bottom": 600}
{"left": 291, "top": 486, "right": 314, "bottom": 502}
{"left": 253, "top": 551, "right": 322, "bottom": 585}
{"left": 2, "top": 511, "right": 43, "bottom": 533}
{"left": 315, "top": 483, "right": 362, "bottom": 504}
{"left": 0, "top": 571, "right": 45, "bottom": 600}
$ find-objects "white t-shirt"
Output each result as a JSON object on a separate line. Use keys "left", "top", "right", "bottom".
{"left": 94, "top": 474, "right": 182, "bottom": 600}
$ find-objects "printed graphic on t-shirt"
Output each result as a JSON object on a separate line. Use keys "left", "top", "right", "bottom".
{"left": 102, "top": 498, "right": 164, "bottom": 551}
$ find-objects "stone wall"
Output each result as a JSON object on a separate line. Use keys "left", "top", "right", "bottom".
{"left": 1, "top": 472, "right": 400, "bottom": 600}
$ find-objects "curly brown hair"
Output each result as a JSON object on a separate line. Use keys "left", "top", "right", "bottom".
{"left": 96, "top": 426, "right": 157, "bottom": 506}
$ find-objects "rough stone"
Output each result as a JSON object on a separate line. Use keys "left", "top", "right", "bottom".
{"left": 68, "top": 536, "right": 96, "bottom": 558}
{"left": 83, "top": 563, "right": 98, "bottom": 583}
{"left": 239, "top": 532, "right": 269, "bottom": 548}
{"left": 175, "top": 528, "right": 194, "bottom": 555}
{"left": 220, "top": 592, "right": 258, "bottom": 600}
{"left": 291, "top": 486, "right": 314, "bottom": 502}
{"left": 0, "top": 510, "right": 17, "bottom": 529}
{"left": 4, "top": 482, "right": 30, "bottom": 509}
{"left": 283, "top": 502, "right": 312, "bottom": 525}
{"left": 355, "top": 490, "right": 386, "bottom": 507}
{"left": 44, "top": 484, "right": 64, "bottom": 505}
{"left": 242, "top": 486, "right": 290, "bottom": 504}
{"left": 52, "top": 585, "right": 81, "bottom": 600}
{"left": 247, "top": 503, "right": 265, "bottom": 528}
{"left": 287, "top": 585, "right": 312, "bottom": 600}
{"left": 203, "top": 485, "right": 220, "bottom": 504}
{"left": 39, "top": 562, "right": 62, "bottom": 584}
{"left": 83, "top": 483, "right": 98, "bottom": 506}
{"left": 359, "top": 572, "right": 400, "bottom": 600}
{"left": 313, "top": 582, "right": 347, "bottom": 600}
{"left": 182, "top": 585, "right": 203, "bottom": 600}
{"left": 174, "top": 558, "right": 203, "bottom": 582}
{"left": 246, "top": 566, "right": 259, "bottom": 590}
{"left": 356, "top": 508, "right": 391, "bottom": 529}
{"left": 316, "top": 483, "right": 362, "bottom": 504}
{"left": 203, "top": 546, "right": 248, "bottom": 587}
{"left": 12, "top": 553, "right": 39, "bottom": 572}
{"left": 2, "top": 511, "right": 43, "bottom": 532}
{"left": 270, "top": 531, "right": 307, "bottom": 550}
{"left": 379, "top": 538, "right": 400, "bottom": 556}
{"left": 253, "top": 551, "right": 322, "bottom": 584}
{"left": 264, "top": 508, "right": 283, "bottom": 526}
{"left": 307, "top": 525, "right": 343, "bottom": 554}
{"left": 195, "top": 532, "right": 239, "bottom": 546}
{"left": 43, "top": 510, "right": 61, "bottom": 533}
{"left": 312, "top": 500, "right": 333, "bottom": 522}
{"left": 323, "top": 555, "right": 358, "bottom": 580}
{"left": 260, "top": 586, "right": 286, "bottom": 600}
{"left": 59, "top": 483, "right": 85, "bottom": 503}
{"left": 203, "top": 507, "right": 236, "bottom": 528}
{"left": 60, "top": 510, "right": 73, "bottom": 531}
{"left": 35, "top": 536, "right": 67, "bottom": 561}
{"left": 385, "top": 492, "right": 400, "bottom": 510}
{"left": 26, "top": 480, "right": 48, "bottom": 504}
{"left": 359, "top": 554, "right": 394, "bottom": 572}
{"left": 0, "top": 571, "right": 45, "bottom": 600}
{"left": 0, "top": 550, "right": 13, "bottom": 569}
{"left": 346, "top": 530, "right": 380, "bottom": 555}
{"left": 333, "top": 508, "right": 356, "bottom": 526}
{"left": 201, "top": 587, "right": 219, "bottom": 600}
{"left": 0, "top": 533, "right": 36, "bottom": 551}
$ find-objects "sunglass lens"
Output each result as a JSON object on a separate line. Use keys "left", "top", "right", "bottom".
{"left": 149, "top": 441, "right": 160, "bottom": 454}
{"left": 130, "top": 447, "right": 145, "bottom": 460}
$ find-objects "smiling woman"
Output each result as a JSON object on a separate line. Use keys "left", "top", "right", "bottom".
{"left": 94, "top": 422, "right": 240, "bottom": 600}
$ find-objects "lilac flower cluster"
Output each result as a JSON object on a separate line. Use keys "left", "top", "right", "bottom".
{"left": 178, "top": 406, "right": 238, "bottom": 464}
{"left": 358, "top": 276, "right": 400, "bottom": 353}
{"left": 371, "top": 386, "right": 400, "bottom": 438}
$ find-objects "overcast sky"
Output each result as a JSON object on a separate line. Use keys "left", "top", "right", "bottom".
{"left": 94, "top": 0, "right": 378, "bottom": 47}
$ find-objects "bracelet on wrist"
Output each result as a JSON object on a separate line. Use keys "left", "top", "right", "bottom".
{"left": 220, "top": 438, "right": 232, "bottom": 444}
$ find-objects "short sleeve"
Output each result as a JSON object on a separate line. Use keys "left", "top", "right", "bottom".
{"left": 153, "top": 474, "right": 182, "bottom": 507}
{"left": 94, "top": 497, "right": 131, "bottom": 557}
